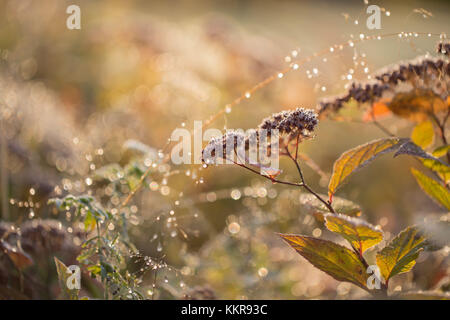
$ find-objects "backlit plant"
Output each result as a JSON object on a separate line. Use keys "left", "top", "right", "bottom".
{"left": 202, "top": 42, "right": 450, "bottom": 299}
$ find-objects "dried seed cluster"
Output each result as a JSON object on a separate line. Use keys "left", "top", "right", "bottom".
{"left": 202, "top": 108, "right": 318, "bottom": 163}
{"left": 202, "top": 130, "right": 246, "bottom": 163}
{"left": 318, "top": 56, "right": 450, "bottom": 117}
{"left": 259, "top": 107, "right": 318, "bottom": 137}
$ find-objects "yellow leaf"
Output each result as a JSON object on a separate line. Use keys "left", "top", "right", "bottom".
{"left": 325, "top": 213, "right": 383, "bottom": 255}
{"left": 279, "top": 234, "right": 368, "bottom": 289}
{"left": 411, "top": 168, "right": 450, "bottom": 210}
{"left": 328, "top": 138, "right": 401, "bottom": 198}
{"left": 411, "top": 120, "right": 434, "bottom": 149}
{"left": 376, "top": 226, "right": 426, "bottom": 283}
{"left": 422, "top": 158, "right": 450, "bottom": 184}
{"left": 432, "top": 145, "right": 450, "bottom": 158}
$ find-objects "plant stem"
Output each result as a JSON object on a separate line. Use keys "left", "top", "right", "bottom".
{"left": 285, "top": 146, "right": 336, "bottom": 213}
{"left": 431, "top": 112, "right": 450, "bottom": 163}
{"left": 232, "top": 161, "right": 302, "bottom": 187}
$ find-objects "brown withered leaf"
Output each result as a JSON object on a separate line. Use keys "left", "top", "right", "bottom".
{"left": 0, "top": 239, "right": 33, "bottom": 270}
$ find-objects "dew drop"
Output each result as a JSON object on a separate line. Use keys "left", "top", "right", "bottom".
{"left": 228, "top": 222, "right": 240, "bottom": 234}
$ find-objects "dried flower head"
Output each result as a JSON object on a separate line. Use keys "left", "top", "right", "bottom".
{"left": 258, "top": 107, "right": 318, "bottom": 141}
{"left": 202, "top": 130, "right": 246, "bottom": 164}
{"left": 202, "top": 108, "right": 318, "bottom": 164}
{"left": 318, "top": 55, "right": 450, "bottom": 119}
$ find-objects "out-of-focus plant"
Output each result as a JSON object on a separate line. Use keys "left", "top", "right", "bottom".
{"left": 49, "top": 194, "right": 143, "bottom": 299}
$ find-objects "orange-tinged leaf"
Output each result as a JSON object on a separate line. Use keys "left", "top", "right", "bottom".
{"left": 362, "top": 100, "right": 392, "bottom": 122}
{"left": 387, "top": 89, "right": 448, "bottom": 122}
{"left": 279, "top": 234, "right": 368, "bottom": 289}
{"left": 325, "top": 213, "right": 383, "bottom": 254}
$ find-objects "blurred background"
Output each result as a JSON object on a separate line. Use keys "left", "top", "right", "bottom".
{"left": 0, "top": 0, "right": 449, "bottom": 299}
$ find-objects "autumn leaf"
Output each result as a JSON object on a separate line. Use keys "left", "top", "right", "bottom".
{"left": 84, "top": 211, "right": 97, "bottom": 232}
{"left": 422, "top": 158, "right": 450, "bottom": 183}
{"left": 324, "top": 214, "right": 383, "bottom": 255}
{"left": 328, "top": 138, "right": 403, "bottom": 198}
{"left": 328, "top": 138, "right": 444, "bottom": 199}
{"left": 411, "top": 120, "right": 434, "bottom": 149}
{"left": 432, "top": 145, "right": 450, "bottom": 158}
{"left": 387, "top": 89, "right": 448, "bottom": 122}
{"left": 0, "top": 240, "right": 33, "bottom": 270}
{"left": 411, "top": 168, "right": 450, "bottom": 210}
{"left": 279, "top": 234, "right": 368, "bottom": 289}
{"left": 394, "top": 141, "right": 446, "bottom": 163}
{"left": 376, "top": 226, "right": 426, "bottom": 283}
{"left": 362, "top": 99, "right": 392, "bottom": 122}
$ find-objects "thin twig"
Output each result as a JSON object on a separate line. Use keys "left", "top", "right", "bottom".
{"left": 285, "top": 145, "right": 335, "bottom": 213}
{"left": 430, "top": 112, "right": 450, "bottom": 163}
{"left": 231, "top": 160, "right": 303, "bottom": 187}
